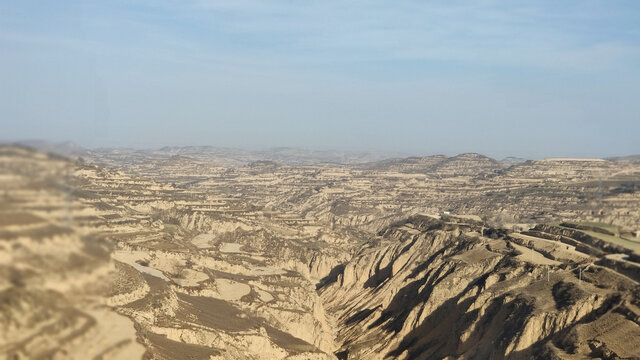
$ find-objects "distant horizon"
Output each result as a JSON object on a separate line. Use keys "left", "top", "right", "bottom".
{"left": 2, "top": 1, "right": 639, "bottom": 160}
{"left": 5, "top": 138, "right": 639, "bottom": 162}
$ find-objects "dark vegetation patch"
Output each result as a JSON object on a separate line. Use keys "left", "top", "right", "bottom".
{"left": 609, "top": 182, "right": 640, "bottom": 195}
{"left": 176, "top": 294, "right": 254, "bottom": 332}
{"left": 330, "top": 200, "right": 352, "bottom": 216}
{"left": 483, "top": 227, "right": 509, "bottom": 239}
{"left": 552, "top": 281, "right": 586, "bottom": 309}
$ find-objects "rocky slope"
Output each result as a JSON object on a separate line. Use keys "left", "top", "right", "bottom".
{"left": 320, "top": 215, "right": 640, "bottom": 359}
{"left": 3, "top": 146, "right": 640, "bottom": 359}
{"left": 0, "top": 147, "right": 343, "bottom": 359}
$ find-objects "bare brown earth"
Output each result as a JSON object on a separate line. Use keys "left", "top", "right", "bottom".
{"left": 1, "top": 145, "right": 640, "bottom": 359}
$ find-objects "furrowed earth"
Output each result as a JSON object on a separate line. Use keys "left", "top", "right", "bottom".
{"left": 1, "top": 145, "right": 640, "bottom": 359}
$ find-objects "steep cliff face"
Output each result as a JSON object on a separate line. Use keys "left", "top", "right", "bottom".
{"left": 319, "top": 215, "right": 640, "bottom": 359}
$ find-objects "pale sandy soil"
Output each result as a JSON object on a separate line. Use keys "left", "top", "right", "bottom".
{"left": 214, "top": 278, "right": 251, "bottom": 301}
{"left": 511, "top": 232, "right": 591, "bottom": 262}
{"left": 219, "top": 242, "right": 244, "bottom": 253}
{"left": 511, "top": 242, "right": 561, "bottom": 266}
{"left": 255, "top": 288, "right": 275, "bottom": 302}
{"left": 251, "top": 266, "right": 287, "bottom": 276}
{"left": 70, "top": 307, "right": 147, "bottom": 360}
{"left": 172, "top": 268, "right": 210, "bottom": 287}
{"left": 112, "top": 250, "right": 169, "bottom": 281}
{"left": 192, "top": 233, "right": 216, "bottom": 249}
{"left": 4, "top": 146, "right": 640, "bottom": 360}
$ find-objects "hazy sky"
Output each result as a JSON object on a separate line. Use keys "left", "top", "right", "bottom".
{"left": 1, "top": 0, "right": 639, "bottom": 158}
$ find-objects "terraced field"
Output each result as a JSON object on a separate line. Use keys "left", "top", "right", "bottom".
{"left": 2, "top": 145, "right": 640, "bottom": 359}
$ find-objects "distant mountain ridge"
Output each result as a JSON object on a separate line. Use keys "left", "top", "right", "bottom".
{"left": 11, "top": 140, "right": 638, "bottom": 169}
{"left": 94, "top": 145, "right": 408, "bottom": 167}
{"left": 155, "top": 146, "right": 409, "bottom": 166}
{"left": 501, "top": 156, "right": 528, "bottom": 165}
{"left": 358, "top": 152, "right": 505, "bottom": 177}
{"left": 607, "top": 155, "right": 640, "bottom": 164}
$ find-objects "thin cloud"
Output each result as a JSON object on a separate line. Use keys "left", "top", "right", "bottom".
{"left": 139, "top": 0, "right": 640, "bottom": 71}
{"left": 1, "top": 0, "right": 639, "bottom": 156}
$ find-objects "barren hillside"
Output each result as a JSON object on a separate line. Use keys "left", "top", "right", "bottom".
{"left": 2, "top": 146, "right": 640, "bottom": 359}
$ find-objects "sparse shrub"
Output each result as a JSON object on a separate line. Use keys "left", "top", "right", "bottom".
{"left": 9, "top": 269, "right": 25, "bottom": 287}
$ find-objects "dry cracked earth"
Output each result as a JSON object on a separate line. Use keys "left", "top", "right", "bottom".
{"left": 2, "top": 145, "right": 640, "bottom": 359}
